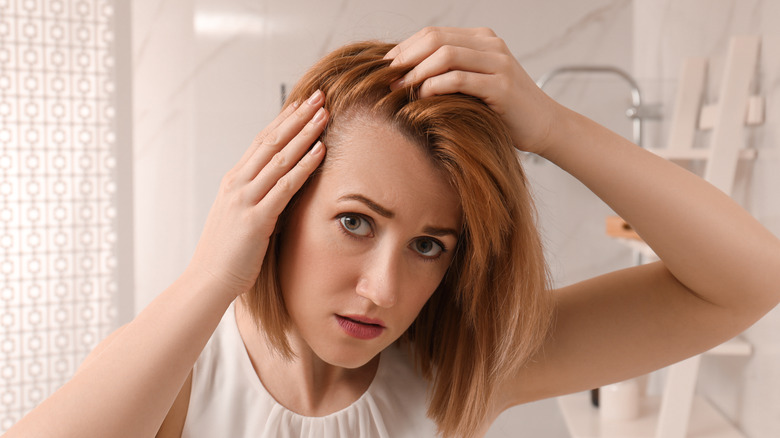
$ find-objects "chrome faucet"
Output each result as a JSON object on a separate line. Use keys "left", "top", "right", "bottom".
{"left": 535, "top": 65, "right": 661, "bottom": 147}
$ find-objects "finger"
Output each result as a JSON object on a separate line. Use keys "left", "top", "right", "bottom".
{"left": 245, "top": 106, "right": 329, "bottom": 202}
{"left": 384, "top": 26, "right": 494, "bottom": 60}
{"left": 254, "top": 140, "right": 326, "bottom": 221}
{"left": 390, "top": 46, "right": 508, "bottom": 90}
{"left": 385, "top": 27, "right": 498, "bottom": 64}
{"left": 416, "top": 70, "right": 500, "bottom": 103}
{"left": 237, "top": 90, "right": 325, "bottom": 182}
{"left": 234, "top": 101, "right": 299, "bottom": 171}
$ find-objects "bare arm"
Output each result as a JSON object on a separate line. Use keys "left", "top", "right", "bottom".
{"left": 504, "top": 105, "right": 780, "bottom": 404}
{"left": 386, "top": 26, "right": 780, "bottom": 410}
{"left": 155, "top": 371, "right": 192, "bottom": 438}
{"left": 3, "top": 271, "right": 235, "bottom": 438}
{"left": 4, "top": 91, "right": 329, "bottom": 438}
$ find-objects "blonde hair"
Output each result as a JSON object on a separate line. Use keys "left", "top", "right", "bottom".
{"left": 242, "top": 41, "right": 553, "bottom": 437}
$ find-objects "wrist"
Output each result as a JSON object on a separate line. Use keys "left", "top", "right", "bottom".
{"left": 533, "top": 103, "right": 588, "bottom": 163}
{"left": 179, "top": 263, "right": 246, "bottom": 304}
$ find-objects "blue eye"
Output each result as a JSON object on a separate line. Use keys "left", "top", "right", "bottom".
{"left": 412, "top": 238, "right": 444, "bottom": 258}
{"left": 339, "top": 214, "right": 372, "bottom": 237}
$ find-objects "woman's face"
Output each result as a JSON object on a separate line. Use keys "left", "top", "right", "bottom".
{"left": 278, "top": 114, "right": 462, "bottom": 369}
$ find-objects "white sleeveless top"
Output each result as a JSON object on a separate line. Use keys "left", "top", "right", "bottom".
{"left": 181, "top": 303, "right": 438, "bottom": 437}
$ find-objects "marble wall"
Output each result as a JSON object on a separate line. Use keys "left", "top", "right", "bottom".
{"left": 130, "top": 0, "right": 636, "bottom": 308}
{"left": 634, "top": 1, "right": 780, "bottom": 437}
{"left": 129, "top": 0, "right": 779, "bottom": 436}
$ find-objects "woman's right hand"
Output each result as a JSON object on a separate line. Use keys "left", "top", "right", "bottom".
{"left": 186, "top": 90, "right": 328, "bottom": 300}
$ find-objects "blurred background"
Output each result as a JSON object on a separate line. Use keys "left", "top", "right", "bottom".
{"left": 1, "top": 0, "right": 778, "bottom": 436}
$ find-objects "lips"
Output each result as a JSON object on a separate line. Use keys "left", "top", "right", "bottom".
{"left": 339, "top": 314, "right": 385, "bottom": 327}
{"left": 336, "top": 314, "right": 385, "bottom": 340}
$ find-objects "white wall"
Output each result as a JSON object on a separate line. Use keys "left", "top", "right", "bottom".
{"left": 129, "top": 1, "right": 777, "bottom": 437}
{"left": 634, "top": 1, "right": 780, "bottom": 437}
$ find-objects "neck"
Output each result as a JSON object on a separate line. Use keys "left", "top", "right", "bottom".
{"left": 235, "top": 300, "right": 380, "bottom": 417}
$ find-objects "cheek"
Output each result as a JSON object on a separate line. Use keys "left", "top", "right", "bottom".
{"left": 401, "top": 256, "right": 457, "bottom": 318}
{"left": 278, "top": 213, "right": 356, "bottom": 313}
{"left": 397, "top": 274, "right": 443, "bottom": 324}
{"left": 278, "top": 213, "right": 328, "bottom": 304}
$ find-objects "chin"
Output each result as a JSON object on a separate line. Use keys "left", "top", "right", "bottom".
{"left": 317, "top": 344, "right": 381, "bottom": 369}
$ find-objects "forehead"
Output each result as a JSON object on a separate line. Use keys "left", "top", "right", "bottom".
{"left": 316, "top": 114, "right": 462, "bottom": 227}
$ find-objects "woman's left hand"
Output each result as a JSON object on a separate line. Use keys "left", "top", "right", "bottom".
{"left": 385, "top": 27, "right": 559, "bottom": 155}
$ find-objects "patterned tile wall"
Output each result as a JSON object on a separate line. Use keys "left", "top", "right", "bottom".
{"left": 0, "top": 0, "right": 120, "bottom": 431}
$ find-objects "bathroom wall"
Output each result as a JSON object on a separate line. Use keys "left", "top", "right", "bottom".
{"left": 633, "top": 1, "right": 780, "bottom": 437}
{"left": 130, "top": 0, "right": 636, "bottom": 312}
{"left": 131, "top": 0, "right": 634, "bottom": 436}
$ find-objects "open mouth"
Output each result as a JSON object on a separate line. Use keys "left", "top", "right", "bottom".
{"left": 336, "top": 315, "right": 385, "bottom": 339}
{"left": 342, "top": 315, "right": 383, "bottom": 327}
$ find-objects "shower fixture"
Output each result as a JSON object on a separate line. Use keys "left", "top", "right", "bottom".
{"left": 536, "top": 65, "right": 662, "bottom": 147}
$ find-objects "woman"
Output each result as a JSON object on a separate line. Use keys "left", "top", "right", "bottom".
{"left": 7, "top": 27, "right": 780, "bottom": 438}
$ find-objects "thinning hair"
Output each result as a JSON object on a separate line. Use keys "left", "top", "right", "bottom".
{"left": 241, "top": 41, "right": 553, "bottom": 437}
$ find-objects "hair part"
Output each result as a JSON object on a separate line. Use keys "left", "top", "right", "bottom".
{"left": 241, "top": 41, "right": 554, "bottom": 437}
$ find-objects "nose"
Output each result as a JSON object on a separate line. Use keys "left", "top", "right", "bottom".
{"left": 355, "top": 247, "right": 400, "bottom": 308}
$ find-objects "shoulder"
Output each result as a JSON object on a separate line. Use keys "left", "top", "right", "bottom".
{"left": 156, "top": 371, "right": 193, "bottom": 438}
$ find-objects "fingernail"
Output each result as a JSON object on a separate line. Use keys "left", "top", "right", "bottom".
{"left": 311, "top": 107, "right": 327, "bottom": 124}
{"left": 307, "top": 89, "right": 323, "bottom": 105}
{"left": 311, "top": 141, "right": 323, "bottom": 154}
{"left": 292, "top": 100, "right": 301, "bottom": 108}
{"left": 389, "top": 78, "right": 405, "bottom": 90}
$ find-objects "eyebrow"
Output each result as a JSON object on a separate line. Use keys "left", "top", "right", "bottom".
{"left": 421, "top": 225, "right": 460, "bottom": 239}
{"left": 339, "top": 194, "right": 395, "bottom": 218}
{"left": 337, "top": 194, "right": 460, "bottom": 239}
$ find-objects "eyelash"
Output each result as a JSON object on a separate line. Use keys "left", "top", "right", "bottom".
{"left": 413, "top": 237, "right": 448, "bottom": 262}
{"left": 335, "top": 213, "right": 448, "bottom": 262}
{"left": 336, "top": 213, "right": 374, "bottom": 239}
